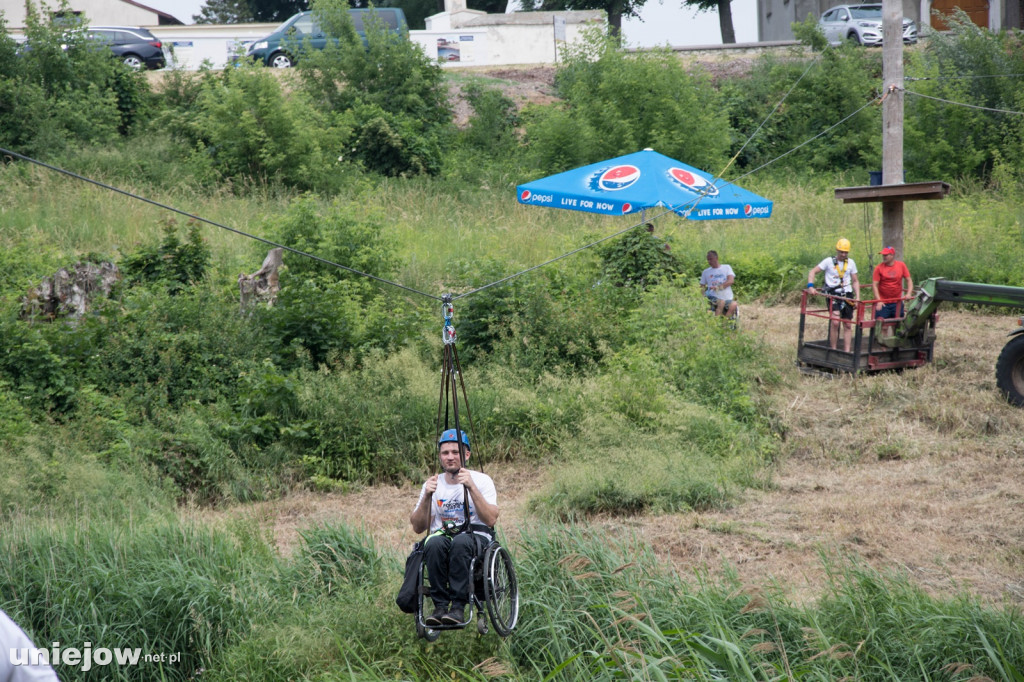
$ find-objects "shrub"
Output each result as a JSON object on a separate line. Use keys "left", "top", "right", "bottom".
{"left": 452, "top": 258, "right": 615, "bottom": 374}
{"left": 267, "top": 195, "right": 400, "bottom": 285}
{"left": 66, "top": 285, "right": 272, "bottom": 412}
{"left": 348, "top": 101, "right": 444, "bottom": 177}
{"left": 121, "top": 220, "right": 210, "bottom": 289}
{"left": 904, "top": 12, "right": 1024, "bottom": 181}
{"left": 166, "top": 65, "right": 351, "bottom": 189}
{"left": 720, "top": 48, "right": 880, "bottom": 174}
{"left": 597, "top": 224, "right": 681, "bottom": 289}
{"left": 0, "top": 309, "right": 77, "bottom": 415}
{"left": 521, "top": 102, "right": 599, "bottom": 174}
{"left": 297, "top": 0, "right": 453, "bottom": 177}
{"left": 541, "top": 30, "right": 731, "bottom": 173}
{"left": 460, "top": 82, "right": 521, "bottom": 154}
{"left": 290, "top": 348, "right": 437, "bottom": 483}
{"left": 256, "top": 196, "right": 415, "bottom": 366}
{"left": 0, "top": 6, "right": 150, "bottom": 156}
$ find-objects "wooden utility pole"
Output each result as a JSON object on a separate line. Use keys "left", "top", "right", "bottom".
{"left": 881, "top": 0, "right": 905, "bottom": 258}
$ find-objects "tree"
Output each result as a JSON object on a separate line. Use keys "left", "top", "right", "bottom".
{"left": 683, "top": 0, "right": 735, "bottom": 44}
{"left": 520, "top": 0, "right": 648, "bottom": 38}
{"left": 193, "top": 0, "right": 309, "bottom": 24}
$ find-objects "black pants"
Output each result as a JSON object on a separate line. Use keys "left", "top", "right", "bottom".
{"left": 423, "top": 531, "right": 487, "bottom": 609}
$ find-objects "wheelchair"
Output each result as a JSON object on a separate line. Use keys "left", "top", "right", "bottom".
{"left": 706, "top": 294, "right": 739, "bottom": 329}
{"left": 415, "top": 534, "right": 520, "bottom": 640}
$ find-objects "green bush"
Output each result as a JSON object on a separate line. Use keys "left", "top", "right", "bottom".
{"left": 267, "top": 195, "right": 401, "bottom": 285}
{"left": 597, "top": 224, "right": 681, "bottom": 288}
{"left": 296, "top": 0, "right": 453, "bottom": 177}
{"left": 289, "top": 347, "right": 437, "bottom": 483}
{"left": 66, "top": 286, "right": 272, "bottom": 412}
{"left": 121, "top": 221, "right": 210, "bottom": 289}
{"left": 904, "top": 12, "right": 1024, "bottom": 181}
{"left": 521, "top": 102, "right": 600, "bottom": 174}
{"left": 452, "top": 258, "right": 615, "bottom": 374}
{"left": 0, "top": 309, "right": 77, "bottom": 415}
{"left": 349, "top": 101, "right": 444, "bottom": 177}
{"left": 0, "top": 6, "right": 150, "bottom": 157}
{"left": 257, "top": 195, "right": 415, "bottom": 366}
{"left": 720, "top": 48, "right": 880, "bottom": 174}
{"left": 541, "top": 30, "right": 731, "bottom": 173}
{"left": 460, "top": 82, "right": 521, "bottom": 154}
{"left": 162, "top": 65, "right": 351, "bottom": 189}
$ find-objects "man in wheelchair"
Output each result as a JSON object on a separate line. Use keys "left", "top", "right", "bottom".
{"left": 409, "top": 429, "right": 499, "bottom": 627}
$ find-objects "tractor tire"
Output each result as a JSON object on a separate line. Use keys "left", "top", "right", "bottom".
{"left": 995, "top": 334, "right": 1024, "bottom": 407}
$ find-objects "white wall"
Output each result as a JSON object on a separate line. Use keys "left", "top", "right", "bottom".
{"left": 0, "top": 0, "right": 164, "bottom": 28}
{"left": 5, "top": 6, "right": 604, "bottom": 69}
{"left": 412, "top": 19, "right": 595, "bottom": 66}
{"left": 150, "top": 23, "right": 277, "bottom": 70}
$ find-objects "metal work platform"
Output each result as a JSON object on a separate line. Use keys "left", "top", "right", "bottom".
{"left": 796, "top": 291, "right": 936, "bottom": 374}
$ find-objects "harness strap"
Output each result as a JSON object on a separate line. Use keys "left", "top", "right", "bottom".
{"left": 470, "top": 523, "right": 494, "bottom": 537}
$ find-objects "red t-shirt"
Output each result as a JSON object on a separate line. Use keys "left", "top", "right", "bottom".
{"left": 873, "top": 260, "right": 910, "bottom": 302}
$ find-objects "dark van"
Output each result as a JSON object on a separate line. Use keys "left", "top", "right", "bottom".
{"left": 244, "top": 8, "right": 407, "bottom": 68}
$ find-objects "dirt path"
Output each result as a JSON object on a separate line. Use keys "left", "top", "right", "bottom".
{"left": 192, "top": 305, "right": 1024, "bottom": 606}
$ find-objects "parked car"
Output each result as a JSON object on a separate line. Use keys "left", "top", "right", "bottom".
{"left": 244, "top": 8, "right": 407, "bottom": 68}
{"left": 818, "top": 4, "right": 918, "bottom": 46}
{"left": 84, "top": 26, "right": 171, "bottom": 69}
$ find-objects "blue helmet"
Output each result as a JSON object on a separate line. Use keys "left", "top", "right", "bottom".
{"left": 438, "top": 429, "right": 470, "bottom": 449}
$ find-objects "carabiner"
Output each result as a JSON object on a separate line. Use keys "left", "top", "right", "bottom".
{"left": 442, "top": 295, "right": 456, "bottom": 345}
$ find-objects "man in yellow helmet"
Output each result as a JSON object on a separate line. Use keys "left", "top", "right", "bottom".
{"left": 807, "top": 238, "right": 861, "bottom": 352}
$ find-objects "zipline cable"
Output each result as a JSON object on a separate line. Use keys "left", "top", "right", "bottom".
{"left": 0, "top": 146, "right": 443, "bottom": 302}
{"left": 901, "top": 89, "right": 1024, "bottom": 116}
{"left": 905, "top": 73, "right": 1024, "bottom": 82}
{"left": 714, "top": 56, "right": 821, "bottom": 182}
{"left": 730, "top": 96, "right": 882, "bottom": 183}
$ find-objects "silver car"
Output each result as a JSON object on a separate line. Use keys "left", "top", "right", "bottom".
{"left": 818, "top": 4, "right": 918, "bottom": 46}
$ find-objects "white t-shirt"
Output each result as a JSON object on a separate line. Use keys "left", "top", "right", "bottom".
{"left": 700, "top": 264, "right": 735, "bottom": 300}
{"left": 815, "top": 256, "right": 857, "bottom": 293}
{"left": 0, "top": 609, "right": 60, "bottom": 682}
{"left": 415, "top": 470, "right": 497, "bottom": 536}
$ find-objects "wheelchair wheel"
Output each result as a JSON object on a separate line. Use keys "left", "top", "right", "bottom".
{"left": 482, "top": 544, "right": 519, "bottom": 637}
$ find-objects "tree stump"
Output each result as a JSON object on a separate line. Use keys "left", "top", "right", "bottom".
{"left": 239, "top": 248, "right": 283, "bottom": 312}
{"left": 22, "top": 261, "right": 120, "bottom": 321}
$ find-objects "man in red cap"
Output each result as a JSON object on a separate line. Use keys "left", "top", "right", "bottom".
{"left": 872, "top": 246, "right": 913, "bottom": 322}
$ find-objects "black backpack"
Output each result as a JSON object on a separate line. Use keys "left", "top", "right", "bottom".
{"left": 395, "top": 540, "right": 424, "bottom": 614}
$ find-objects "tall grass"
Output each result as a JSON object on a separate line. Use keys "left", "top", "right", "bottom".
{"left": 2, "top": 513, "right": 1020, "bottom": 682}
{"left": 0, "top": 516, "right": 279, "bottom": 681}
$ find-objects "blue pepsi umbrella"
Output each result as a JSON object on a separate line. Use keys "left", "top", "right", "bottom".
{"left": 516, "top": 148, "right": 772, "bottom": 220}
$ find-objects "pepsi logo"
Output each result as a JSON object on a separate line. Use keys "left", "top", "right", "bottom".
{"left": 521, "top": 190, "right": 531, "bottom": 201}
{"left": 744, "top": 204, "right": 751, "bottom": 216}
{"left": 621, "top": 203, "right": 632, "bottom": 213}
{"left": 668, "top": 167, "right": 719, "bottom": 197}
{"left": 596, "top": 165, "right": 641, "bottom": 191}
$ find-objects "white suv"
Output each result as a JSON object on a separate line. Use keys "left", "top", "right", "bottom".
{"left": 818, "top": 4, "right": 918, "bottom": 46}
